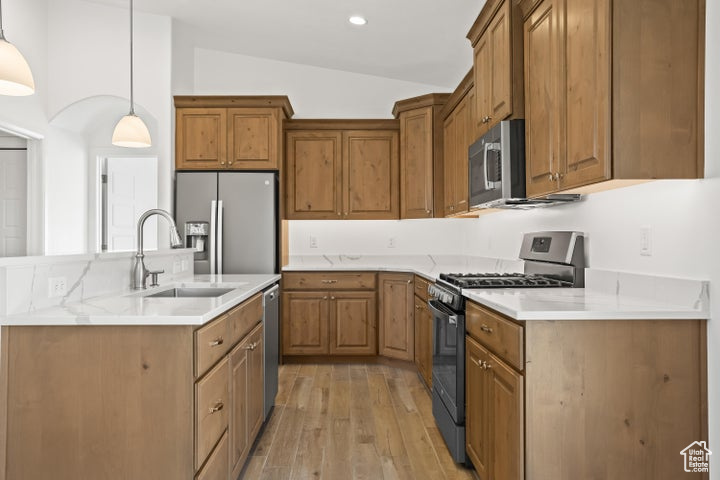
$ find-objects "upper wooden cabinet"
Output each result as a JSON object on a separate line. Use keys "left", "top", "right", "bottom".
{"left": 393, "top": 94, "right": 450, "bottom": 219}
{"left": 441, "top": 72, "right": 475, "bottom": 216}
{"left": 284, "top": 120, "right": 400, "bottom": 220}
{"left": 174, "top": 96, "right": 293, "bottom": 171}
{"left": 521, "top": 0, "right": 705, "bottom": 197}
{"left": 468, "top": 0, "right": 524, "bottom": 137}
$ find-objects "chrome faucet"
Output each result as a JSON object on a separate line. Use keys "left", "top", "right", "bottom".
{"left": 132, "top": 209, "right": 183, "bottom": 290}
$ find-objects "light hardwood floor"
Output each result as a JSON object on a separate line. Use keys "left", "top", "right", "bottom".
{"left": 241, "top": 363, "right": 475, "bottom": 480}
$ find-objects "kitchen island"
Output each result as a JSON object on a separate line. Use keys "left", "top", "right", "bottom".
{"left": 0, "top": 274, "right": 279, "bottom": 480}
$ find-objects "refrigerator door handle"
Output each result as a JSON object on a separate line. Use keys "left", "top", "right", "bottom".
{"left": 209, "top": 200, "right": 217, "bottom": 275}
{"left": 217, "top": 200, "right": 224, "bottom": 275}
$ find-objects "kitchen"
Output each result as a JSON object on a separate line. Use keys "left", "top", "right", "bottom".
{"left": 0, "top": 0, "right": 717, "bottom": 479}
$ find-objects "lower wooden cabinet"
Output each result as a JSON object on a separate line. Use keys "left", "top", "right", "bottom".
{"left": 229, "top": 323, "right": 264, "bottom": 480}
{"left": 414, "top": 295, "right": 433, "bottom": 387}
{"left": 466, "top": 335, "right": 523, "bottom": 480}
{"left": 282, "top": 289, "right": 377, "bottom": 356}
{"left": 378, "top": 273, "right": 415, "bottom": 361}
{"left": 196, "top": 432, "right": 229, "bottom": 480}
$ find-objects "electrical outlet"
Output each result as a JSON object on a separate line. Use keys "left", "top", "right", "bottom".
{"left": 640, "top": 226, "right": 652, "bottom": 256}
{"left": 388, "top": 236, "right": 397, "bottom": 248}
{"left": 48, "top": 277, "right": 67, "bottom": 298}
{"left": 310, "top": 235, "right": 318, "bottom": 248}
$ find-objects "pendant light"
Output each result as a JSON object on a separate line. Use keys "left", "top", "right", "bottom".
{"left": 0, "top": 0, "right": 35, "bottom": 96}
{"left": 112, "top": 0, "right": 151, "bottom": 148}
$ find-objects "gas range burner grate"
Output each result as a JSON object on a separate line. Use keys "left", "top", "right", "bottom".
{"left": 439, "top": 272, "right": 571, "bottom": 289}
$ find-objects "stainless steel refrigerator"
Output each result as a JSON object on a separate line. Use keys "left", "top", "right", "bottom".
{"left": 175, "top": 172, "right": 278, "bottom": 274}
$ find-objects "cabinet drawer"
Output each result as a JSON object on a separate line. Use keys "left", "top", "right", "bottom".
{"left": 414, "top": 275, "right": 431, "bottom": 302}
{"left": 195, "top": 431, "right": 228, "bottom": 480}
{"left": 228, "top": 293, "right": 263, "bottom": 346}
{"left": 283, "top": 272, "right": 376, "bottom": 290}
{"left": 195, "top": 357, "right": 229, "bottom": 469}
{"left": 466, "top": 301, "right": 524, "bottom": 371}
{"left": 195, "top": 315, "right": 230, "bottom": 377}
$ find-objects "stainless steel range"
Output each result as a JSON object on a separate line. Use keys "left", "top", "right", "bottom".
{"left": 427, "top": 231, "right": 586, "bottom": 464}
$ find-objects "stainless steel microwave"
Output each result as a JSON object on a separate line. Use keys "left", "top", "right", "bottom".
{"left": 468, "top": 119, "right": 526, "bottom": 208}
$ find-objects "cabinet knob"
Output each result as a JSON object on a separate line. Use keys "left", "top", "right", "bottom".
{"left": 209, "top": 338, "right": 224, "bottom": 347}
{"left": 426, "top": 209, "right": 431, "bottom": 214}
{"left": 331, "top": 296, "right": 336, "bottom": 300}
{"left": 220, "top": 161, "right": 226, "bottom": 166}
{"left": 323, "top": 296, "right": 328, "bottom": 300}
{"left": 480, "top": 324, "right": 493, "bottom": 334}
{"left": 337, "top": 212, "right": 341, "bottom": 216}
{"left": 407, "top": 280, "right": 412, "bottom": 284}
{"left": 209, "top": 401, "right": 224, "bottom": 414}
{"left": 548, "top": 173, "right": 554, "bottom": 182}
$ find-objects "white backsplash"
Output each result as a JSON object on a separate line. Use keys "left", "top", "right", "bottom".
{"left": 0, "top": 249, "right": 195, "bottom": 316}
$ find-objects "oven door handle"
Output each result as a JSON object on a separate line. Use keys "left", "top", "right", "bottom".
{"left": 428, "top": 299, "right": 459, "bottom": 325}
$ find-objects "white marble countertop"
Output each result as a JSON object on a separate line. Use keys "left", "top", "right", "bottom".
{"left": 0, "top": 274, "right": 280, "bottom": 326}
{"left": 283, "top": 256, "right": 710, "bottom": 321}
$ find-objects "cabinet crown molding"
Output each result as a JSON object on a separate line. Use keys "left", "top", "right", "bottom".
{"left": 467, "top": 0, "right": 517, "bottom": 45}
{"left": 284, "top": 119, "right": 400, "bottom": 130}
{"left": 392, "top": 93, "right": 452, "bottom": 118}
{"left": 173, "top": 95, "right": 294, "bottom": 118}
{"left": 441, "top": 69, "right": 474, "bottom": 120}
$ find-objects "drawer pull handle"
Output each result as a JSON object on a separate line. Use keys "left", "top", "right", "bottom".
{"left": 244, "top": 342, "right": 257, "bottom": 351}
{"left": 209, "top": 401, "right": 224, "bottom": 414}
{"left": 480, "top": 325, "right": 493, "bottom": 334}
{"left": 321, "top": 280, "right": 338, "bottom": 284}
{"left": 209, "top": 338, "right": 224, "bottom": 347}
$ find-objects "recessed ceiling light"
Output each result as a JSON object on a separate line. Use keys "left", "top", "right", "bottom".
{"left": 348, "top": 16, "right": 368, "bottom": 26}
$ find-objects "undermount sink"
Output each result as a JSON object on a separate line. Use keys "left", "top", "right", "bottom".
{"left": 145, "top": 287, "right": 235, "bottom": 298}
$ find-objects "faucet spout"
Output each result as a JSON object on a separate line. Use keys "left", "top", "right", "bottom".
{"left": 132, "top": 208, "right": 183, "bottom": 290}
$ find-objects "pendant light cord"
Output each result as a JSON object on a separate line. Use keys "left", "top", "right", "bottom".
{"left": 129, "top": 0, "right": 135, "bottom": 115}
{"left": 0, "top": 0, "right": 6, "bottom": 40}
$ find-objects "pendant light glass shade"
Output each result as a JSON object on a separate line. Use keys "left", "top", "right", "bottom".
{"left": 0, "top": 0, "right": 35, "bottom": 96}
{"left": 112, "top": 0, "right": 151, "bottom": 148}
{"left": 112, "top": 113, "right": 151, "bottom": 148}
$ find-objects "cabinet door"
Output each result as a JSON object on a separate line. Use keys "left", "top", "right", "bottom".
{"left": 488, "top": 352, "right": 524, "bottom": 480}
{"left": 560, "top": 0, "right": 610, "bottom": 189}
{"left": 454, "top": 95, "right": 471, "bottom": 214}
{"left": 488, "top": 0, "right": 514, "bottom": 127}
{"left": 414, "top": 297, "right": 433, "bottom": 388}
{"left": 285, "top": 131, "right": 342, "bottom": 219}
{"left": 343, "top": 130, "right": 400, "bottom": 220}
{"left": 329, "top": 291, "right": 377, "bottom": 355}
{"left": 281, "top": 291, "right": 330, "bottom": 355}
{"left": 442, "top": 113, "right": 457, "bottom": 216}
{"left": 228, "top": 339, "right": 249, "bottom": 480}
{"left": 378, "top": 273, "right": 414, "bottom": 361}
{"left": 176, "top": 108, "right": 227, "bottom": 170}
{"left": 400, "top": 108, "right": 434, "bottom": 219}
{"left": 466, "top": 336, "right": 490, "bottom": 478}
{"left": 524, "top": 0, "right": 561, "bottom": 197}
{"left": 247, "top": 324, "right": 264, "bottom": 442}
{"left": 474, "top": 32, "right": 492, "bottom": 137}
{"left": 227, "top": 108, "right": 279, "bottom": 170}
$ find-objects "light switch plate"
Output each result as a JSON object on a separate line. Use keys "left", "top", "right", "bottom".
{"left": 640, "top": 226, "right": 652, "bottom": 256}
{"left": 310, "top": 235, "right": 318, "bottom": 248}
{"left": 388, "top": 237, "right": 397, "bottom": 248}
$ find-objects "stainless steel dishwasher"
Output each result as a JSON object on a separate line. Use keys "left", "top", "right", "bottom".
{"left": 263, "top": 284, "right": 279, "bottom": 421}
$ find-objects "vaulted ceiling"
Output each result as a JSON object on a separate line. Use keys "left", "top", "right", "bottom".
{"left": 85, "top": 0, "right": 483, "bottom": 88}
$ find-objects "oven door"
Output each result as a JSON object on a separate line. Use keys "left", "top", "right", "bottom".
{"left": 428, "top": 299, "right": 465, "bottom": 424}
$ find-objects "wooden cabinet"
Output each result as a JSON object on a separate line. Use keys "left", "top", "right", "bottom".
{"left": 465, "top": 300, "right": 708, "bottom": 480}
{"left": 174, "top": 96, "right": 293, "bottom": 171}
{"left": 468, "top": 0, "right": 524, "bottom": 136}
{"left": 521, "top": 0, "right": 704, "bottom": 197}
{"left": 466, "top": 336, "right": 523, "bottom": 480}
{"left": 378, "top": 273, "right": 414, "bottom": 361}
{"left": 442, "top": 80, "right": 473, "bottom": 216}
{"left": 229, "top": 323, "right": 264, "bottom": 480}
{"left": 393, "top": 94, "right": 450, "bottom": 218}
{"left": 329, "top": 291, "right": 377, "bottom": 355}
{"left": 285, "top": 131, "right": 343, "bottom": 219}
{"left": 284, "top": 121, "right": 400, "bottom": 220}
{"left": 0, "top": 291, "right": 268, "bottom": 480}
{"left": 282, "top": 272, "right": 377, "bottom": 357}
{"left": 413, "top": 295, "right": 433, "bottom": 388}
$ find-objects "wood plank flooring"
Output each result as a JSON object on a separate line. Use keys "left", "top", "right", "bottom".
{"left": 241, "top": 363, "right": 474, "bottom": 480}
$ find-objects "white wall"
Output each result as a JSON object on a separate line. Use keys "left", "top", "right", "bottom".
{"left": 191, "top": 48, "right": 450, "bottom": 118}
{"left": 289, "top": 219, "right": 468, "bottom": 256}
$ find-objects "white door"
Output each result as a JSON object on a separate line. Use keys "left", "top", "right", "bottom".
{"left": 0, "top": 150, "right": 27, "bottom": 257}
{"left": 104, "top": 157, "right": 158, "bottom": 252}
